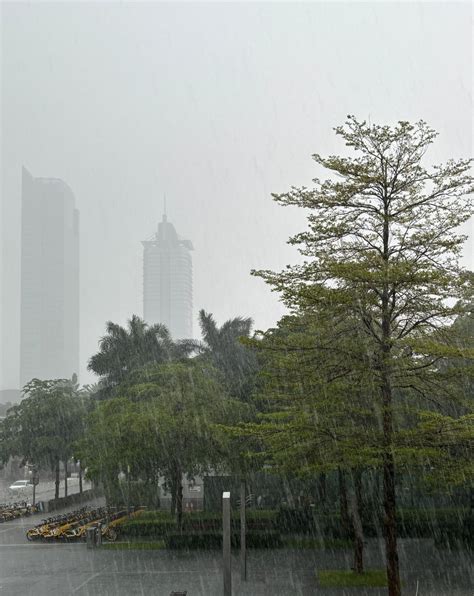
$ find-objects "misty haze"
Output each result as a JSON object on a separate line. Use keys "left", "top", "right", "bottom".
{"left": 0, "top": 2, "right": 472, "bottom": 596}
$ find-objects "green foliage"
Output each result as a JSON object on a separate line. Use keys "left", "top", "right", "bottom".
{"left": 79, "top": 360, "right": 244, "bottom": 519}
{"left": 245, "top": 116, "right": 474, "bottom": 482}
{"left": 198, "top": 309, "right": 259, "bottom": 403}
{"left": 0, "top": 378, "right": 88, "bottom": 470}
{"left": 164, "top": 530, "right": 282, "bottom": 550}
{"left": 87, "top": 315, "right": 197, "bottom": 396}
{"left": 117, "top": 509, "right": 282, "bottom": 549}
{"left": 247, "top": 117, "right": 473, "bottom": 594}
{"left": 118, "top": 508, "right": 277, "bottom": 538}
{"left": 119, "top": 518, "right": 177, "bottom": 538}
{"left": 117, "top": 506, "right": 472, "bottom": 546}
{"left": 242, "top": 312, "right": 382, "bottom": 474}
{"left": 104, "top": 480, "right": 161, "bottom": 510}
{"left": 318, "top": 569, "right": 387, "bottom": 587}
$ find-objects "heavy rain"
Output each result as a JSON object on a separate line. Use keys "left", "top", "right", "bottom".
{"left": 0, "top": 2, "right": 473, "bottom": 595}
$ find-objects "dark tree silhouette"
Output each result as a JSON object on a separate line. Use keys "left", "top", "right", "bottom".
{"left": 88, "top": 315, "right": 196, "bottom": 395}
{"left": 198, "top": 309, "right": 258, "bottom": 402}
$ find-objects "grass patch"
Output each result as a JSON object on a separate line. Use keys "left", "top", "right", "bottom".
{"left": 318, "top": 569, "right": 387, "bottom": 588}
{"left": 102, "top": 541, "right": 166, "bottom": 551}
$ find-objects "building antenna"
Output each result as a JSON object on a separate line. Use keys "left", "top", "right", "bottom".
{"left": 163, "top": 193, "right": 167, "bottom": 222}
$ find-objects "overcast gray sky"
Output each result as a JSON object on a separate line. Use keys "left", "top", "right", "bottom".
{"left": 1, "top": 1, "right": 472, "bottom": 389}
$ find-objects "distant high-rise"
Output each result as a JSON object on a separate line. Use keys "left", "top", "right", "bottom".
{"left": 142, "top": 213, "right": 193, "bottom": 339}
{"left": 20, "top": 167, "right": 79, "bottom": 387}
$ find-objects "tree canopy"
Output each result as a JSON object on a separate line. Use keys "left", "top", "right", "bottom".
{"left": 198, "top": 309, "right": 259, "bottom": 402}
{"left": 88, "top": 315, "right": 197, "bottom": 396}
{"left": 252, "top": 116, "right": 473, "bottom": 595}
{"left": 1, "top": 378, "right": 88, "bottom": 498}
{"left": 79, "top": 360, "right": 245, "bottom": 524}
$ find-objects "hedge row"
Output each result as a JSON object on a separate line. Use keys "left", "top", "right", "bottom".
{"left": 165, "top": 531, "right": 283, "bottom": 550}
{"left": 118, "top": 507, "right": 474, "bottom": 546}
{"left": 120, "top": 517, "right": 276, "bottom": 538}
{"left": 119, "top": 509, "right": 277, "bottom": 538}
{"left": 277, "top": 507, "right": 473, "bottom": 543}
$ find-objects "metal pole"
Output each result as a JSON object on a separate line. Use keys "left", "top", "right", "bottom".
{"left": 222, "top": 491, "right": 231, "bottom": 596}
{"left": 240, "top": 479, "right": 247, "bottom": 581}
{"left": 127, "top": 464, "right": 131, "bottom": 514}
{"left": 96, "top": 523, "right": 102, "bottom": 547}
{"left": 32, "top": 466, "right": 39, "bottom": 509}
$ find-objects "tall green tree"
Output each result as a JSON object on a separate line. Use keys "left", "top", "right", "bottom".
{"left": 1, "top": 378, "right": 87, "bottom": 499}
{"left": 198, "top": 309, "right": 258, "bottom": 402}
{"left": 244, "top": 311, "right": 379, "bottom": 572}
{"left": 88, "top": 315, "right": 196, "bottom": 396}
{"left": 253, "top": 117, "right": 473, "bottom": 595}
{"left": 80, "top": 360, "right": 244, "bottom": 526}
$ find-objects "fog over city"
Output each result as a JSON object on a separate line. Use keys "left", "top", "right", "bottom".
{"left": 1, "top": 1, "right": 472, "bottom": 390}
{"left": 0, "top": 4, "right": 473, "bottom": 595}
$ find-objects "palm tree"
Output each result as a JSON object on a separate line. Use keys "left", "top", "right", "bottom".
{"left": 88, "top": 315, "right": 196, "bottom": 394}
{"left": 198, "top": 310, "right": 258, "bottom": 401}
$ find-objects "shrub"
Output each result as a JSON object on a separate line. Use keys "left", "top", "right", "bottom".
{"left": 118, "top": 509, "right": 277, "bottom": 538}
{"left": 397, "top": 508, "right": 468, "bottom": 539}
{"left": 117, "top": 507, "right": 472, "bottom": 545}
{"left": 165, "top": 531, "right": 282, "bottom": 550}
{"left": 276, "top": 506, "right": 471, "bottom": 540}
{"left": 119, "top": 518, "right": 177, "bottom": 538}
{"left": 277, "top": 507, "right": 316, "bottom": 534}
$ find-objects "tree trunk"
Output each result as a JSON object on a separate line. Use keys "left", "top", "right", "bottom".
{"left": 380, "top": 347, "right": 400, "bottom": 594}
{"left": 104, "top": 472, "right": 120, "bottom": 507}
{"left": 54, "top": 459, "right": 60, "bottom": 500}
{"left": 348, "top": 472, "right": 365, "bottom": 574}
{"left": 355, "top": 469, "right": 364, "bottom": 518}
{"left": 64, "top": 460, "right": 68, "bottom": 497}
{"left": 380, "top": 206, "right": 401, "bottom": 596}
{"left": 170, "top": 477, "right": 177, "bottom": 515}
{"left": 338, "top": 468, "right": 351, "bottom": 537}
{"left": 175, "top": 468, "right": 183, "bottom": 529}
{"left": 282, "top": 475, "right": 295, "bottom": 508}
{"left": 79, "top": 463, "right": 83, "bottom": 494}
{"left": 318, "top": 472, "right": 327, "bottom": 504}
{"left": 383, "top": 447, "right": 400, "bottom": 595}
{"left": 353, "top": 530, "right": 364, "bottom": 574}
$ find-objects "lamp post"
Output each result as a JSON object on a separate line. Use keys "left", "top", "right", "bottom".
{"left": 240, "top": 479, "right": 247, "bottom": 581}
{"left": 222, "top": 491, "right": 231, "bottom": 596}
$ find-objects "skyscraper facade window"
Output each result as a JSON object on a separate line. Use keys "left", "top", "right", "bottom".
{"left": 142, "top": 214, "right": 193, "bottom": 340}
{"left": 20, "top": 167, "right": 80, "bottom": 387}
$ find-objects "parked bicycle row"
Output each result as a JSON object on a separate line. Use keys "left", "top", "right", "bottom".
{"left": 26, "top": 505, "right": 145, "bottom": 542}
{"left": 0, "top": 501, "right": 38, "bottom": 522}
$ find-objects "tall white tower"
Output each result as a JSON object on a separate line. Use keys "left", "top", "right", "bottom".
{"left": 142, "top": 213, "right": 193, "bottom": 339}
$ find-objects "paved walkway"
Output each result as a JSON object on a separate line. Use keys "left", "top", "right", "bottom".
{"left": 0, "top": 514, "right": 472, "bottom": 595}
{"left": 0, "top": 477, "right": 92, "bottom": 505}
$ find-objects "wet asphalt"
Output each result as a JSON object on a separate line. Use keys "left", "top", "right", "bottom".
{"left": 0, "top": 505, "right": 472, "bottom": 595}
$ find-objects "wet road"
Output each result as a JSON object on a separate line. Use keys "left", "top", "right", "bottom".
{"left": 0, "top": 510, "right": 472, "bottom": 596}
{"left": 0, "top": 478, "right": 92, "bottom": 505}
